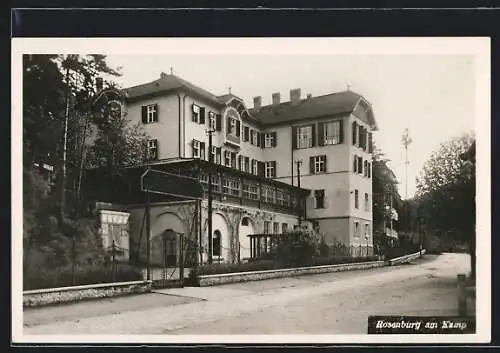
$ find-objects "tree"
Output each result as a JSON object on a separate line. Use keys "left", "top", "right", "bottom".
{"left": 416, "top": 133, "right": 476, "bottom": 278}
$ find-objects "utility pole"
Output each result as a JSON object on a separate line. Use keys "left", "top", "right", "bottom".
{"left": 402, "top": 128, "right": 412, "bottom": 233}
{"left": 402, "top": 128, "right": 412, "bottom": 201}
{"left": 206, "top": 126, "right": 215, "bottom": 264}
{"left": 295, "top": 159, "right": 303, "bottom": 225}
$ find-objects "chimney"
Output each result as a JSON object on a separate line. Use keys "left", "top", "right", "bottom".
{"left": 160, "top": 72, "right": 168, "bottom": 78}
{"left": 253, "top": 96, "right": 262, "bottom": 111}
{"left": 96, "top": 77, "right": 103, "bottom": 92}
{"left": 272, "top": 92, "right": 281, "bottom": 106}
{"left": 290, "top": 88, "right": 301, "bottom": 105}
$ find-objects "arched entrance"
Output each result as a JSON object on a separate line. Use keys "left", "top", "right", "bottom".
{"left": 238, "top": 216, "right": 255, "bottom": 262}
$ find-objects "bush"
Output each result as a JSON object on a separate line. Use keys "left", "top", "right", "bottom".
{"left": 23, "top": 263, "right": 143, "bottom": 290}
{"left": 192, "top": 255, "right": 380, "bottom": 277}
{"left": 195, "top": 260, "right": 280, "bottom": 276}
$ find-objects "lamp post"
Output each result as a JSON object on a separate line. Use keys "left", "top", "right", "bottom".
{"left": 206, "top": 126, "right": 216, "bottom": 264}
{"left": 295, "top": 159, "right": 303, "bottom": 226}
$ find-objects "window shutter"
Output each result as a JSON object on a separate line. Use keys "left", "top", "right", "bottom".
{"left": 323, "top": 155, "right": 328, "bottom": 172}
{"left": 292, "top": 127, "right": 298, "bottom": 149}
{"left": 215, "top": 114, "right": 222, "bottom": 131}
{"left": 154, "top": 104, "right": 159, "bottom": 122}
{"left": 311, "top": 124, "right": 316, "bottom": 147}
{"left": 236, "top": 120, "right": 241, "bottom": 137}
{"left": 244, "top": 126, "right": 249, "bottom": 141}
{"left": 339, "top": 119, "right": 344, "bottom": 143}
{"left": 368, "top": 132, "right": 373, "bottom": 153}
{"left": 352, "top": 122, "right": 357, "bottom": 145}
{"left": 318, "top": 123, "right": 325, "bottom": 146}
{"left": 310, "top": 156, "right": 315, "bottom": 174}
{"left": 199, "top": 107, "right": 206, "bottom": 124}
{"left": 272, "top": 161, "right": 277, "bottom": 177}
{"left": 358, "top": 157, "right": 363, "bottom": 174}
{"left": 256, "top": 132, "right": 261, "bottom": 147}
{"left": 260, "top": 133, "right": 265, "bottom": 148}
{"left": 141, "top": 106, "right": 147, "bottom": 124}
{"left": 272, "top": 132, "right": 277, "bottom": 147}
{"left": 258, "top": 162, "right": 265, "bottom": 177}
{"left": 227, "top": 118, "right": 232, "bottom": 133}
{"left": 191, "top": 140, "right": 196, "bottom": 158}
{"left": 353, "top": 155, "right": 357, "bottom": 172}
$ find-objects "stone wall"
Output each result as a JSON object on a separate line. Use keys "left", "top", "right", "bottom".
{"left": 388, "top": 250, "right": 426, "bottom": 266}
{"left": 199, "top": 260, "right": 386, "bottom": 286}
{"left": 23, "top": 280, "right": 152, "bottom": 308}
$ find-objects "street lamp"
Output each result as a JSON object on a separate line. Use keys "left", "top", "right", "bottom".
{"left": 206, "top": 126, "right": 216, "bottom": 265}
{"left": 295, "top": 159, "right": 303, "bottom": 226}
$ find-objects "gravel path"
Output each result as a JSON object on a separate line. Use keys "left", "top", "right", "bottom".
{"left": 23, "top": 253, "right": 472, "bottom": 335}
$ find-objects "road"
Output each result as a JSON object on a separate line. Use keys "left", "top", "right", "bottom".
{"left": 23, "top": 253, "right": 472, "bottom": 335}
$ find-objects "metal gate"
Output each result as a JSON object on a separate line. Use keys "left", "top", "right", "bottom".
{"left": 151, "top": 230, "right": 184, "bottom": 289}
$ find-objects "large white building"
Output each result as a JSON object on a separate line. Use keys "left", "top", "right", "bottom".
{"left": 88, "top": 71, "right": 378, "bottom": 265}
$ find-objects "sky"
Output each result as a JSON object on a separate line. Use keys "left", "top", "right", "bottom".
{"left": 105, "top": 52, "right": 475, "bottom": 199}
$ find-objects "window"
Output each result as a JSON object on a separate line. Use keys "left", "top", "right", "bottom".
{"left": 210, "top": 146, "right": 216, "bottom": 163}
{"left": 261, "top": 186, "right": 275, "bottom": 203}
{"left": 230, "top": 152, "right": 237, "bottom": 169}
{"left": 192, "top": 140, "right": 200, "bottom": 158}
{"left": 249, "top": 184, "right": 259, "bottom": 200}
{"left": 354, "top": 221, "right": 360, "bottom": 237}
{"left": 216, "top": 147, "right": 222, "bottom": 164}
{"left": 147, "top": 139, "right": 158, "bottom": 160}
{"left": 297, "top": 125, "right": 313, "bottom": 149}
{"left": 273, "top": 222, "right": 279, "bottom": 234}
{"left": 314, "top": 189, "right": 325, "bottom": 209}
{"left": 264, "top": 221, "right": 271, "bottom": 234}
{"left": 242, "top": 217, "right": 249, "bottom": 226}
{"left": 141, "top": 104, "right": 158, "bottom": 124}
{"left": 320, "top": 121, "right": 342, "bottom": 145}
{"left": 224, "top": 151, "right": 231, "bottom": 167}
{"left": 229, "top": 178, "right": 240, "bottom": 196}
{"left": 367, "top": 162, "right": 371, "bottom": 178}
{"left": 265, "top": 161, "right": 277, "bottom": 178}
{"left": 264, "top": 132, "right": 277, "bottom": 148}
{"left": 227, "top": 117, "right": 240, "bottom": 137}
{"left": 282, "top": 223, "right": 288, "bottom": 234}
{"left": 358, "top": 156, "right": 363, "bottom": 174}
{"left": 251, "top": 130, "right": 258, "bottom": 145}
{"left": 276, "top": 189, "right": 285, "bottom": 205}
{"left": 222, "top": 178, "right": 230, "bottom": 194}
{"left": 310, "top": 155, "right": 327, "bottom": 174}
{"left": 192, "top": 104, "right": 199, "bottom": 123}
{"left": 353, "top": 155, "right": 358, "bottom": 173}
{"left": 238, "top": 155, "right": 243, "bottom": 170}
{"left": 252, "top": 159, "right": 258, "bottom": 175}
{"left": 212, "top": 230, "right": 221, "bottom": 257}
{"left": 354, "top": 189, "right": 359, "bottom": 209}
{"left": 364, "top": 160, "right": 368, "bottom": 177}
{"left": 364, "top": 193, "right": 369, "bottom": 212}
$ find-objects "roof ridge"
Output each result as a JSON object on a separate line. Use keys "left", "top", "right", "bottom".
{"left": 254, "top": 90, "right": 358, "bottom": 110}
